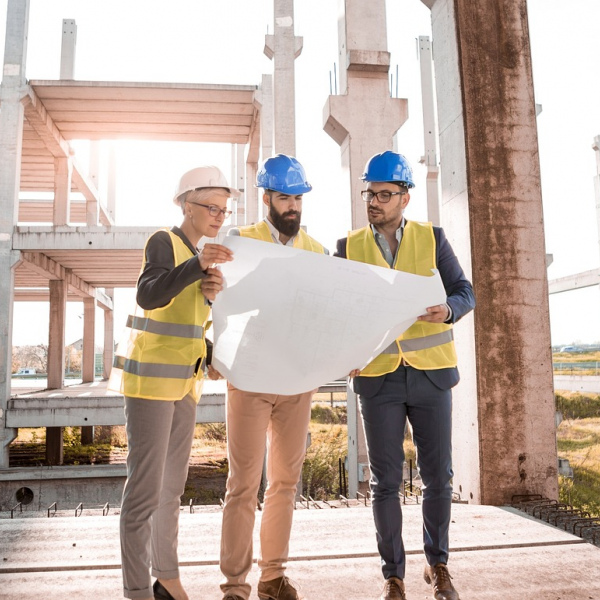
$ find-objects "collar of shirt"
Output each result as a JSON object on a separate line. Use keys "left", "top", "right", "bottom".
{"left": 264, "top": 217, "right": 297, "bottom": 246}
{"left": 370, "top": 218, "right": 405, "bottom": 267}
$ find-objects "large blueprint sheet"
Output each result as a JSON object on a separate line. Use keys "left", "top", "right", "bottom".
{"left": 212, "top": 236, "right": 447, "bottom": 395}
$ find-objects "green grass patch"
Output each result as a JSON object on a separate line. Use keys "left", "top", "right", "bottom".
{"left": 557, "top": 417, "right": 600, "bottom": 518}
{"left": 556, "top": 392, "right": 600, "bottom": 420}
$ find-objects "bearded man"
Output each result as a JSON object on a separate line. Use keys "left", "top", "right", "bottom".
{"left": 219, "top": 155, "right": 326, "bottom": 600}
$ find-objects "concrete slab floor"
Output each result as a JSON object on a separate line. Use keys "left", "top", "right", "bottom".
{"left": 1, "top": 504, "right": 599, "bottom": 599}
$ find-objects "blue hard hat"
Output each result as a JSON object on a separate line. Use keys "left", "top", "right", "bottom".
{"left": 361, "top": 151, "right": 415, "bottom": 188}
{"left": 256, "top": 154, "right": 312, "bottom": 194}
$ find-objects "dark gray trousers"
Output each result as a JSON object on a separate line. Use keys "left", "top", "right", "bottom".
{"left": 358, "top": 365, "right": 453, "bottom": 580}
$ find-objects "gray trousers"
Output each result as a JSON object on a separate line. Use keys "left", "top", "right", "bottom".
{"left": 359, "top": 365, "right": 453, "bottom": 580}
{"left": 120, "top": 394, "right": 196, "bottom": 599}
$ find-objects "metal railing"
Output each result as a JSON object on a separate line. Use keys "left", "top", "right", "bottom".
{"left": 553, "top": 362, "right": 600, "bottom": 375}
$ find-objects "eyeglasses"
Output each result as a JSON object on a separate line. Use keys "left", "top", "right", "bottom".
{"left": 361, "top": 190, "right": 406, "bottom": 204}
{"left": 186, "top": 201, "right": 232, "bottom": 218}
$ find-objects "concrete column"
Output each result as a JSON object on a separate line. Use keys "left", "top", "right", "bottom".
{"left": 419, "top": 36, "right": 441, "bottom": 226}
{"left": 592, "top": 136, "right": 600, "bottom": 267}
{"left": 46, "top": 278, "right": 68, "bottom": 464}
{"left": 53, "top": 156, "right": 72, "bottom": 225}
{"left": 59, "top": 18, "right": 76, "bottom": 79}
{"left": 324, "top": 0, "right": 407, "bottom": 491}
{"left": 82, "top": 297, "right": 95, "bottom": 383}
{"left": 425, "top": 0, "right": 557, "bottom": 504}
{"left": 80, "top": 297, "right": 95, "bottom": 444}
{"left": 107, "top": 144, "right": 117, "bottom": 222}
{"left": 103, "top": 289, "right": 114, "bottom": 380}
{"left": 0, "top": 0, "right": 30, "bottom": 469}
{"left": 323, "top": 0, "right": 408, "bottom": 230}
{"left": 264, "top": 0, "right": 302, "bottom": 155}
{"left": 87, "top": 141, "right": 101, "bottom": 227}
{"left": 256, "top": 73, "right": 274, "bottom": 224}
{"left": 260, "top": 74, "right": 274, "bottom": 162}
{"left": 245, "top": 162, "right": 259, "bottom": 225}
{"left": 346, "top": 386, "right": 369, "bottom": 497}
{"left": 233, "top": 145, "right": 246, "bottom": 226}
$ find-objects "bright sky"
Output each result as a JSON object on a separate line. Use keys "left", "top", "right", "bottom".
{"left": 2, "top": 0, "right": 600, "bottom": 348}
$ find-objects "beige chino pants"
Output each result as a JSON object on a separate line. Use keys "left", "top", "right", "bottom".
{"left": 220, "top": 383, "right": 314, "bottom": 599}
{"left": 120, "top": 394, "right": 196, "bottom": 599}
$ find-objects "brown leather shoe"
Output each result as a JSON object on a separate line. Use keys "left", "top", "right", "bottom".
{"left": 257, "top": 576, "right": 302, "bottom": 600}
{"left": 379, "top": 577, "right": 406, "bottom": 600}
{"left": 424, "top": 563, "right": 460, "bottom": 600}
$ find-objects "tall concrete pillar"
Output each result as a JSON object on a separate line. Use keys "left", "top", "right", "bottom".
{"left": 103, "top": 289, "right": 114, "bottom": 380}
{"left": 245, "top": 162, "right": 259, "bottom": 225}
{"left": 592, "top": 136, "right": 600, "bottom": 266}
{"left": 419, "top": 36, "right": 441, "bottom": 226}
{"left": 46, "top": 278, "right": 68, "bottom": 464}
{"left": 53, "top": 156, "right": 72, "bottom": 225}
{"left": 324, "top": 0, "right": 407, "bottom": 494}
{"left": 264, "top": 0, "right": 302, "bottom": 156}
{"left": 323, "top": 0, "right": 408, "bottom": 230}
{"left": 423, "top": 0, "right": 557, "bottom": 504}
{"left": 81, "top": 297, "right": 95, "bottom": 445}
{"left": 0, "top": 0, "right": 30, "bottom": 469}
{"left": 59, "top": 18, "right": 76, "bottom": 80}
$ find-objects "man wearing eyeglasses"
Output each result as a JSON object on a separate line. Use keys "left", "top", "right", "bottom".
{"left": 334, "top": 151, "right": 475, "bottom": 600}
{"left": 218, "top": 155, "right": 326, "bottom": 600}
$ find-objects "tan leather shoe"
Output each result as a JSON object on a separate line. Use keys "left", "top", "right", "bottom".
{"left": 423, "top": 563, "right": 460, "bottom": 600}
{"left": 379, "top": 577, "right": 406, "bottom": 600}
{"left": 257, "top": 576, "right": 302, "bottom": 600}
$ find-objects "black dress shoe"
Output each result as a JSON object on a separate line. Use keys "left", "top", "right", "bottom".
{"left": 153, "top": 580, "right": 176, "bottom": 600}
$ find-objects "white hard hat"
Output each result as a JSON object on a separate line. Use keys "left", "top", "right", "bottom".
{"left": 173, "top": 166, "right": 241, "bottom": 205}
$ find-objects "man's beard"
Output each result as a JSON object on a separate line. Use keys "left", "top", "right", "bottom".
{"left": 368, "top": 206, "right": 400, "bottom": 228}
{"left": 269, "top": 204, "right": 301, "bottom": 237}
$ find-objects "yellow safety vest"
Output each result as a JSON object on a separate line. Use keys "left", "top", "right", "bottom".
{"left": 347, "top": 221, "right": 457, "bottom": 376}
{"left": 109, "top": 230, "right": 210, "bottom": 401}
{"left": 239, "top": 220, "right": 325, "bottom": 254}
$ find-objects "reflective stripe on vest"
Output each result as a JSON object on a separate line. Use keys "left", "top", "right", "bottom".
{"left": 239, "top": 220, "right": 325, "bottom": 254}
{"left": 126, "top": 315, "right": 205, "bottom": 340}
{"left": 346, "top": 222, "right": 457, "bottom": 376}
{"left": 114, "top": 355, "right": 206, "bottom": 379}
{"left": 110, "top": 229, "right": 210, "bottom": 401}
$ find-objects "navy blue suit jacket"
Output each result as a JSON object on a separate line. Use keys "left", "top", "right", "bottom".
{"left": 334, "top": 225, "right": 475, "bottom": 397}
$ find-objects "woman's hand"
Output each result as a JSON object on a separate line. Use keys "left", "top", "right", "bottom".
{"left": 200, "top": 267, "right": 224, "bottom": 302}
{"left": 207, "top": 365, "right": 223, "bottom": 380}
{"left": 348, "top": 369, "right": 361, "bottom": 378}
{"left": 198, "top": 243, "right": 233, "bottom": 271}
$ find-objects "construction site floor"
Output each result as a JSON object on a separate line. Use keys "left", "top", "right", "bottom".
{"left": 1, "top": 502, "right": 599, "bottom": 599}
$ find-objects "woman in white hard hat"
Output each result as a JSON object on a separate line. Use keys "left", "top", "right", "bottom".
{"left": 110, "top": 166, "right": 239, "bottom": 600}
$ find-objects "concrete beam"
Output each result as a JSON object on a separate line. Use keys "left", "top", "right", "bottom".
{"left": 6, "top": 394, "right": 226, "bottom": 427}
{"left": 13, "top": 227, "right": 156, "bottom": 250}
{"left": 548, "top": 269, "right": 600, "bottom": 294}
{"left": 19, "top": 251, "right": 113, "bottom": 309}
